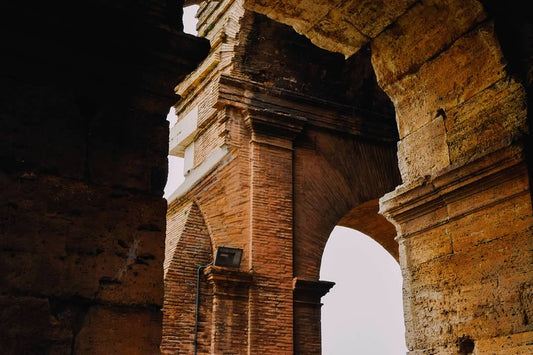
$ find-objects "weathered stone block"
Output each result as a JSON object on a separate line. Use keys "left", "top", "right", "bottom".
{"left": 475, "top": 331, "right": 533, "bottom": 354}
{"left": 1, "top": 174, "right": 165, "bottom": 305}
{"left": 338, "top": 0, "right": 416, "bottom": 38}
{"left": 384, "top": 21, "right": 506, "bottom": 140}
{"left": 397, "top": 116, "right": 450, "bottom": 182}
{"left": 97, "top": 230, "right": 165, "bottom": 306}
{"left": 401, "top": 225, "right": 452, "bottom": 265}
{"left": 306, "top": 7, "right": 368, "bottom": 56}
{"left": 268, "top": 0, "right": 343, "bottom": 34}
{"left": 449, "top": 191, "right": 532, "bottom": 254}
{"left": 372, "top": 0, "right": 486, "bottom": 87}
{"left": 405, "top": 227, "right": 532, "bottom": 350}
{"left": 0, "top": 296, "right": 72, "bottom": 354}
{"left": 445, "top": 77, "right": 528, "bottom": 164}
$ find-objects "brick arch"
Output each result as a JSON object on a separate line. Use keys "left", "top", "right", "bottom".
{"left": 293, "top": 201, "right": 400, "bottom": 355}
{"left": 292, "top": 129, "right": 401, "bottom": 354}
{"left": 293, "top": 129, "right": 401, "bottom": 281}
{"left": 164, "top": 0, "right": 533, "bottom": 353}
{"left": 243, "top": 0, "right": 533, "bottom": 353}
{"left": 162, "top": 202, "right": 213, "bottom": 355}
{"left": 337, "top": 198, "right": 398, "bottom": 261}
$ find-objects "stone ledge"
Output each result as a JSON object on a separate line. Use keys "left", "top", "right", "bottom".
{"left": 217, "top": 74, "right": 397, "bottom": 141}
{"left": 380, "top": 144, "right": 528, "bottom": 236}
{"left": 166, "top": 145, "right": 230, "bottom": 203}
{"left": 205, "top": 266, "right": 253, "bottom": 297}
{"left": 293, "top": 278, "right": 335, "bottom": 305}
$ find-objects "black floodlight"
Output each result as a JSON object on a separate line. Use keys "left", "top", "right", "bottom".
{"left": 214, "top": 246, "right": 243, "bottom": 268}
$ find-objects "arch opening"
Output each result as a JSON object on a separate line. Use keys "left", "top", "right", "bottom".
{"left": 320, "top": 226, "right": 407, "bottom": 355}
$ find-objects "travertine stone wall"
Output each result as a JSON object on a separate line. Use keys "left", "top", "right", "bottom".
{"left": 381, "top": 147, "right": 533, "bottom": 353}
{"left": 1, "top": 2, "right": 208, "bottom": 353}
{"left": 373, "top": 2, "right": 533, "bottom": 350}
{"left": 373, "top": 10, "right": 527, "bottom": 181}
{"left": 244, "top": 0, "right": 417, "bottom": 57}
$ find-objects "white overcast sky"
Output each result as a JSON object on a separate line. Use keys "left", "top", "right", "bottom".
{"left": 165, "top": 6, "right": 407, "bottom": 354}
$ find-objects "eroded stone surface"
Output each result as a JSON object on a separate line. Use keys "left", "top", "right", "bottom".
{"left": 245, "top": 0, "right": 417, "bottom": 57}
{"left": 371, "top": 0, "right": 487, "bottom": 87}
{"left": 1, "top": 1, "right": 208, "bottom": 353}
{"left": 2, "top": 0, "right": 532, "bottom": 354}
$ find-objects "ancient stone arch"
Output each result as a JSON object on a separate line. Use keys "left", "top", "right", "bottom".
{"left": 2, "top": 0, "right": 532, "bottom": 354}
{"left": 163, "top": 2, "right": 413, "bottom": 353}
{"left": 164, "top": 0, "right": 533, "bottom": 354}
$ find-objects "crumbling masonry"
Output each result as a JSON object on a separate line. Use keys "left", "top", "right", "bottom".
{"left": 1, "top": 0, "right": 532, "bottom": 354}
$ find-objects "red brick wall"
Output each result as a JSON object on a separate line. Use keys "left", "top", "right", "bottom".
{"left": 162, "top": 203, "right": 214, "bottom": 354}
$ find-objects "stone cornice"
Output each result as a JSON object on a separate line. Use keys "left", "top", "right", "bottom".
{"left": 216, "top": 74, "right": 397, "bottom": 142}
{"left": 379, "top": 144, "right": 529, "bottom": 237}
{"left": 205, "top": 266, "right": 253, "bottom": 297}
{"left": 244, "top": 107, "right": 307, "bottom": 145}
{"left": 293, "top": 278, "right": 335, "bottom": 305}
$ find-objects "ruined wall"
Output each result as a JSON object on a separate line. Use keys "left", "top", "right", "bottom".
{"left": 374, "top": 1, "right": 533, "bottom": 352}
{"left": 164, "top": 2, "right": 402, "bottom": 353}
{"left": 0, "top": 2, "right": 208, "bottom": 353}
{"left": 244, "top": 0, "right": 533, "bottom": 353}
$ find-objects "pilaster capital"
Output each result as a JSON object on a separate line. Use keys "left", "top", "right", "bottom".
{"left": 293, "top": 278, "right": 335, "bottom": 305}
{"left": 379, "top": 144, "right": 528, "bottom": 238}
{"left": 243, "top": 107, "right": 306, "bottom": 142}
{"left": 204, "top": 266, "right": 252, "bottom": 297}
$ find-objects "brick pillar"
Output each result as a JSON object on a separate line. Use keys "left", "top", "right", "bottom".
{"left": 244, "top": 108, "right": 305, "bottom": 353}
{"left": 293, "top": 278, "right": 335, "bottom": 355}
{"left": 205, "top": 266, "right": 252, "bottom": 354}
